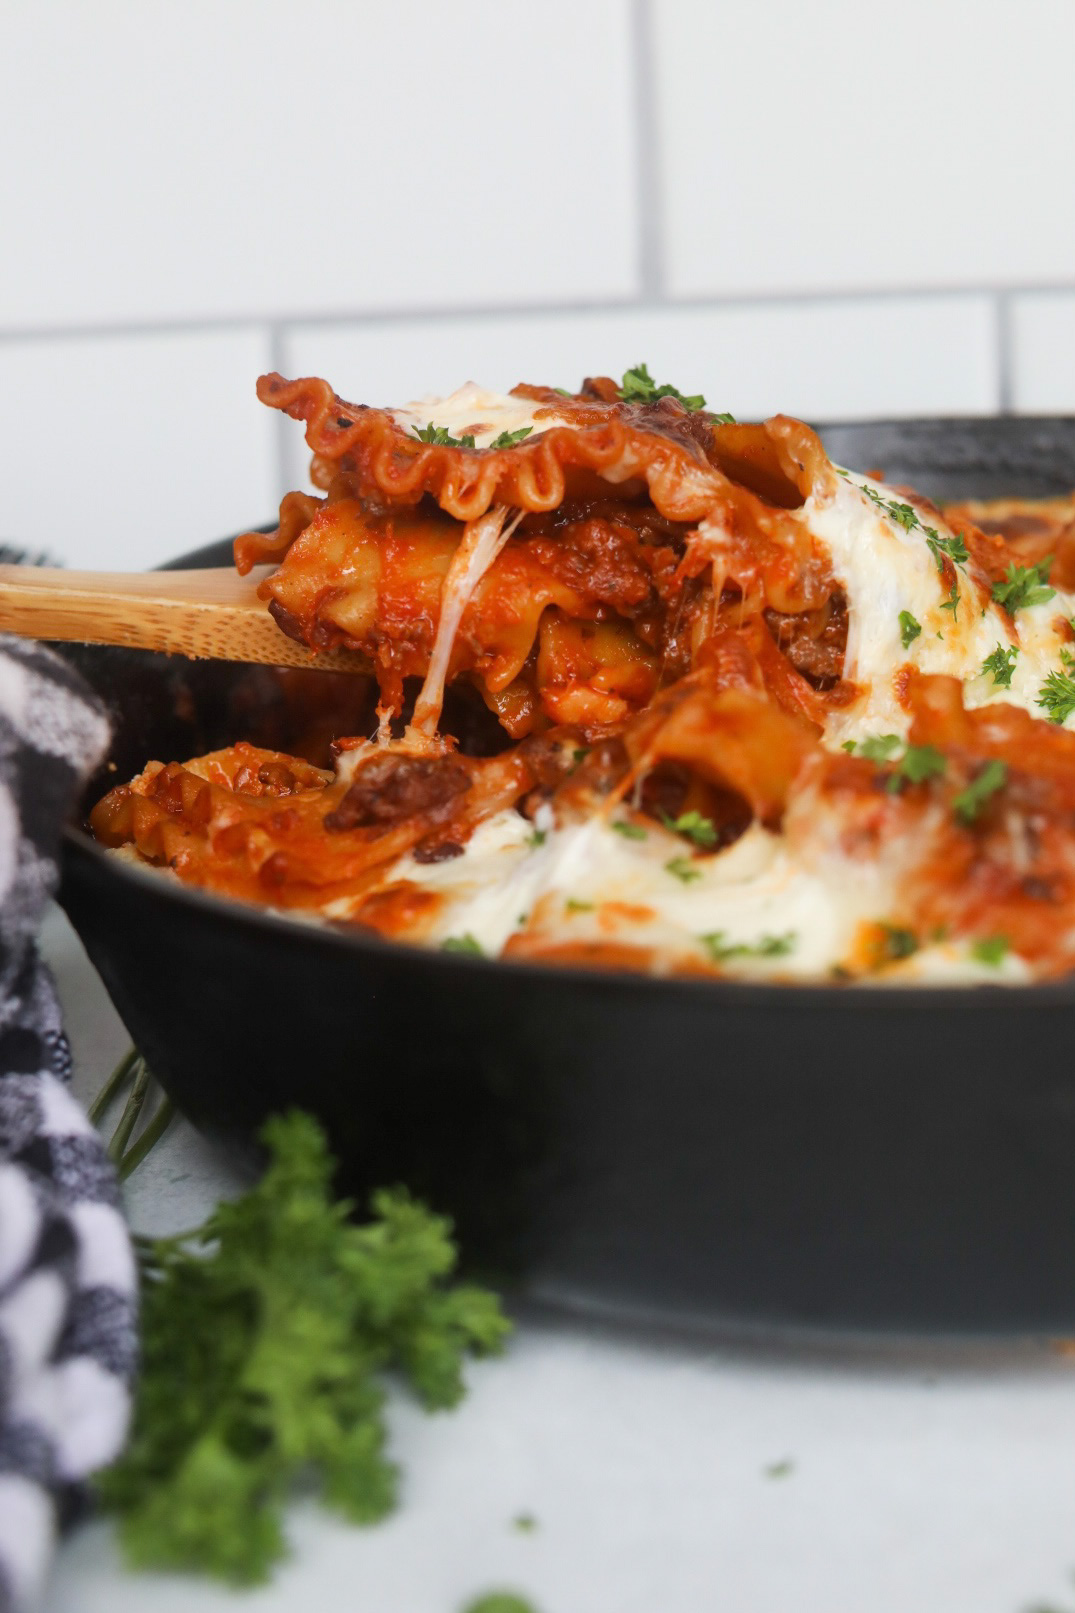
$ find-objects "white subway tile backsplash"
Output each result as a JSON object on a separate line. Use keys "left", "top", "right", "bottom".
{"left": 654, "top": 0, "right": 1075, "bottom": 299}
{"left": 0, "top": 329, "right": 276, "bottom": 570}
{"left": 279, "top": 295, "right": 996, "bottom": 485}
{"left": 1, "top": 1, "right": 636, "bottom": 329}
{"left": 1011, "top": 295, "right": 1075, "bottom": 414}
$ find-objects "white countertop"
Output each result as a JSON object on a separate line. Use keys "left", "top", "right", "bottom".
{"left": 38, "top": 906, "right": 1075, "bottom": 1613}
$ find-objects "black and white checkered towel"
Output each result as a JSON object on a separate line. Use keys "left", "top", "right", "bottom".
{"left": 0, "top": 637, "right": 135, "bottom": 1612}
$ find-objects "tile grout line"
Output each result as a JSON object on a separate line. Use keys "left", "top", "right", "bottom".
{"left": 629, "top": 0, "right": 663, "bottom": 302}
{"left": 1, "top": 284, "right": 1073, "bottom": 346}
{"left": 995, "top": 290, "right": 1014, "bottom": 414}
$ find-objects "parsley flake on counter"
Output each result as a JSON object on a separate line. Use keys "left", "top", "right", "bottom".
{"left": 659, "top": 808, "right": 718, "bottom": 848}
{"left": 1038, "top": 663, "right": 1075, "bottom": 725}
{"left": 512, "top": 1513, "right": 539, "bottom": 1533}
{"left": 899, "top": 610, "right": 922, "bottom": 648}
{"left": 488, "top": 426, "right": 533, "bottom": 450}
{"left": 992, "top": 558, "right": 1055, "bottom": 614}
{"left": 858, "top": 733, "right": 902, "bottom": 763}
{"left": 619, "top": 362, "right": 705, "bottom": 412}
{"left": 412, "top": 423, "right": 476, "bottom": 448}
{"left": 972, "top": 934, "right": 1010, "bottom": 966}
{"left": 982, "top": 643, "right": 1018, "bottom": 688}
{"left": 442, "top": 934, "right": 484, "bottom": 955}
{"left": 98, "top": 1112, "right": 510, "bottom": 1585}
{"left": 701, "top": 931, "right": 797, "bottom": 962}
{"left": 952, "top": 759, "right": 1008, "bottom": 825}
{"left": 611, "top": 819, "right": 648, "bottom": 840}
{"left": 764, "top": 1459, "right": 796, "bottom": 1480}
{"left": 888, "top": 745, "right": 947, "bottom": 792}
{"left": 666, "top": 856, "right": 702, "bottom": 884}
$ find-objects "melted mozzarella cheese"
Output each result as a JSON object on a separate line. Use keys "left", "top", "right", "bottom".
{"left": 807, "top": 474, "right": 1075, "bottom": 748}
{"left": 388, "top": 383, "right": 568, "bottom": 449}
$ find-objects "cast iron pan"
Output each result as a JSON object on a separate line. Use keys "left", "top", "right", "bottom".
{"left": 57, "top": 417, "right": 1075, "bottom": 1336}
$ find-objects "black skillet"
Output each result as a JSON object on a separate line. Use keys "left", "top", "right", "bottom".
{"left": 57, "top": 417, "right": 1075, "bottom": 1335}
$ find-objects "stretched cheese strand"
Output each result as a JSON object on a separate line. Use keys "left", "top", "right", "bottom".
{"left": 408, "top": 503, "right": 524, "bottom": 741}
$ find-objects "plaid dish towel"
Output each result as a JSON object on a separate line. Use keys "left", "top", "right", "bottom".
{"left": 0, "top": 637, "right": 135, "bottom": 1612}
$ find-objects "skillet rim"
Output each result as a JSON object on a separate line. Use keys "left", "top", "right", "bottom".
{"left": 60, "top": 411, "right": 1075, "bottom": 1010}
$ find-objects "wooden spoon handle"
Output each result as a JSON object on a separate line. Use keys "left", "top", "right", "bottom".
{"left": 0, "top": 566, "right": 368, "bottom": 674}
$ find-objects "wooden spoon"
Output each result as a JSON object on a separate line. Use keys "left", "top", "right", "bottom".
{"left": 0, "top": 565, "right": 368, "bottom": 674}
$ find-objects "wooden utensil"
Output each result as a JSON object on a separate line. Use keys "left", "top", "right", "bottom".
{"left": 0, "top": 565, "right": 368, "bottom": 673}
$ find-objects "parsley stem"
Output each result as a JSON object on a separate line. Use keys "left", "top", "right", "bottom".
{"left": 118, "top": 1095, "right": 176, "bottom": 1181}
{"left": 107, "top": 1057, "right": 151, "bottom": 1164}
{"left": 88, "top": 1045, "right": 140, "bottom": 1126}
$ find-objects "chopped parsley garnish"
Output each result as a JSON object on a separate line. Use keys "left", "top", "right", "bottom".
{"left": 572, "top": 747, "right": 589, "bottom": 764}
{"left": 659, "top": 809, "right": 718, "bottom": 848}
{"left": 711, "top": 411, "right": 736, "bottom": 424}
{"left": 462, "top": 1595, "right": 540, "bottom": 1613}
{"left": 619, "top": 362, "right": 705, "bottom": 412}
{"left": 841, "top": 740, "right": 857, "bottom": 754}
{"left": 899, "top": 610, "right": 922, "bottom": 648}
{"left": 982, "top": 643, "right": 1018, "bottom": 688}
{"left": 700, "top": 931, "right": 797, "bottom": 962}
{"left": 665, "top": 856, "right": 702, "bottom": 884}
{"left": 412, "top": 422, "right": 476, "bottom": 448}
{"left": 441, "top": 934, "right": 483, "bottom": 955}
{"left": 924, "top": 526, "right": 970, "bottom": 571}
{"left": 488, "top": 426, "right": 533, "bottom": 450}
{"left": 1038, "top": 660, "right": 1075, "bottom": 724}
{"left": 992, "top": 558, "right": 1055, "bottom": 614}
{"left": 972, "top": 934, "right": 1010, "bottom": 966}
{"left": 878, "top": 924, "right": 918, "bottom": 962}
{"left": 857, "top": 733, "right": 902, "bottom": 763}
{"left": 98, "top": 1112, "right": 509, "bottom": 1584}
{"left": 940, "top": 580, "right": 960, "bottom": 617}
{"left": 611, "top": 819, "right": 647, "bottom": 840}
{"left": 952, "top": 759, "right": 1008, "bottom": 824}
{"left": 565, "top": 898, "right": 594, "bottom": 913}
{"left": 512, "top": 1513, "right": 538, "bottom": 1533}
{"left": 888, "top": 744, "right": 947, "bottom": 791}
{"left": 526, "top": 828, "right": 548, "bottom": 848}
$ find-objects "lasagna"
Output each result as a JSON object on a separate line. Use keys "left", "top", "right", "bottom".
{"left": 90, "top": 367, "right": 1075, "bottom": 983}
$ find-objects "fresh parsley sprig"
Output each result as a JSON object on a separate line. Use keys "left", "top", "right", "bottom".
{"left": 488, "top": 427, "right": 533, "bottom": 450}
{"left": 888, "top": 744, "right": 947, "bottom": 792}
{"left": 98, "top": 1112, "right": 510, "bottom": 1585}
{"left": 659, "top": 809, "right": 718, "bottom": 849}
{"left": 952, "top": 759, "right": 1008, "bottom": 825}
{"left": 1038, "top": 655, "right": 1075, "bottom": 724}
{"left": 619, "top": 363, "right": 706, "bottom": 412}
{"left": 412, "top": 422, "right": 476, "bottom": 448}
{"left": 899, "top": 610, "right": 922, "bottom": 648}
{"left": 982, "top": 643, "right": 1018, "bottom": 688}
{"left": 992, "top": 559, "right": 1055, "bottom": 614}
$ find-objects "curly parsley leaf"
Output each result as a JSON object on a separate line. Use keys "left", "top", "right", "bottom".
{"left": 982, "top": 643, "right": 1018, "bottom": 688}
{"left": 952, "top": 759, "right": 1008, "bottom": 825}
{"left": 97, "top": 1112, "right": 509, "bottom": 1585}
{"left": 659, "top": 809, "right": 718, "bottom": 849}
{"left": 611, "top": 819, "right": 648, "bottom": 840}
{"left": 924, "top": 526, "right": 970, "bottom": 571}
{"left": 857, "top": 733, "right": 902, "bottom": 763}
{"left": 940, "top": 581, "right": 960, "bottom": 617}
{"left": 619, "top": 362, "right": 705, "bottom": 412}
{"left": 488, "top": 427, "right": 533, "bottom": 450}
{"left": 1038, "top": 662, "right": 1075, "bottom": 724}
{"left": 666, "top": 856, "right": 702, "bottom": 884}
{"left": 992, "top": 559, "right": 1055, "bottom": 614}
{"left": 887, "top": 744, "right": 947, "bottom": 792}
{"left": 412, "top": 423, "right": 476, "bottom": 448}
{"left": 701, "top": 931, "right": 797, "bottom": 963}
{"left": 898, "top": 610, "right": 922, "bottom": 648}
{"left": 972, "top": 934, "right": 1010, "bottom": 966}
